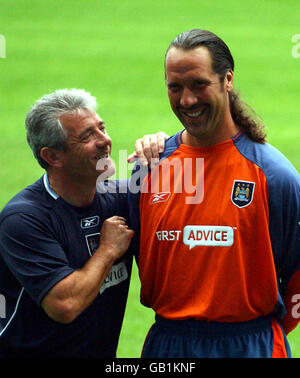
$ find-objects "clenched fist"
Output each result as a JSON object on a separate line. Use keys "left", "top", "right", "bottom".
{"left": 98, "top": 216, "right": 134, "bottom": 260}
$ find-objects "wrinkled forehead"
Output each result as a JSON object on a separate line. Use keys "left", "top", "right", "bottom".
{"left": 165, "top": 46, "right": 215, "bottom": 79}
{"left": 59, "top": 109, "right": 103, "bottom": 135}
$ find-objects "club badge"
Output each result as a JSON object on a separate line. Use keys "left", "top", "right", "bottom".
{"left": 231, "top": 180, "right": 255, "bottom": 208}
{"left": 85, "top": 233, "right": 100, "bottom": 255}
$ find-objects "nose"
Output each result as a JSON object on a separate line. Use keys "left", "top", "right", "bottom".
{"left": 180, "top": 87, "right": 198, "bottom": 108}
{"left": 95, "top": 129, "right": 111, "bottom": 148}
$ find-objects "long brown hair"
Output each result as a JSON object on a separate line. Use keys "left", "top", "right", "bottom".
{"left": 165, "top": 29, "right": 266, "bottom": 143}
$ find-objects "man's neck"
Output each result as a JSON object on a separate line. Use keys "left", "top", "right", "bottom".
{"left": 47, "top": 171, "right": 96, "bottom": 208}
{"left": 182, "top": 129, "right": 238, "bottom": 148}
{"left": 182, "top": 119, "right": 240, "bottom": 148}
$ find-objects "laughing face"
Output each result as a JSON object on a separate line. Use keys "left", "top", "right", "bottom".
{"left": 59, "top": 109, "right": 115, "bottom": 183}
{"left": 165, "top": 46, "right": 236, "bottom": 147}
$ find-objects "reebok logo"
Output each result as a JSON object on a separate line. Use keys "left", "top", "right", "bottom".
{"left": 150, "top": 192, "right": 171, "bottom": 204}
{"left": 81, "top": 216, "right": 99, "bottom": 229}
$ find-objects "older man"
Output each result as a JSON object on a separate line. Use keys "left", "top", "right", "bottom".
{"left": 0, "top": 88, "right": 162, "bottom": 358}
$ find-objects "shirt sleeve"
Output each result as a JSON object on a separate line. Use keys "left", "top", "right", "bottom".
{"left": 275, "top": 170, "right": 300, "bottom": 334}
{"left": 281, "top": 271, "right": 300, "bottom": 334}
{"left": 0, "top": 212, "right": 74, "bottom": 306}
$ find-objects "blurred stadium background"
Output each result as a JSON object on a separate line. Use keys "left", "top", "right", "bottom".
{"left": 0, "top": 0, "right": 299, "bottom": 358}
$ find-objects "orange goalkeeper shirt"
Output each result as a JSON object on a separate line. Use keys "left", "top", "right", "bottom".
{"left": 129, "top": 131, "right": 300, "bottom": 332}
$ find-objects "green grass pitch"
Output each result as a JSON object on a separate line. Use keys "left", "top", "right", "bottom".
{"left": 0, "top": 0, "right": 299, "bottom": 358}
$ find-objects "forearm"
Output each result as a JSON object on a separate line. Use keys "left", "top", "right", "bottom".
{"left": 42, "top": 215, "right": 133, "bottom": 323}
{"left": 42, "top": 246, "right": 116, "bottom": 323}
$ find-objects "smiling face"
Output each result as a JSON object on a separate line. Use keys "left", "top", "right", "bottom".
{"left": 165, "top": 46, "right": 236, "bottom": 147}
{"left": 59, "top": 109, "right": 115, "bottom": 182}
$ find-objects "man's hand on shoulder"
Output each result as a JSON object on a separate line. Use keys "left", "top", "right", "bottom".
{"left": 127, "top": 131, "right": 169, "bottom": 166}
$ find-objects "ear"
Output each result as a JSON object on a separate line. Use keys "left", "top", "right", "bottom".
{"left": 224, "top": 69, "right": 234, "bottom": 92}
{"left": 40, "top": 147, "right": 63, "bottom": 168}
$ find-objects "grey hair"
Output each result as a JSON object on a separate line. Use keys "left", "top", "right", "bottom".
{"left": 25, "top": 88, "right": 97, "bottom": 169}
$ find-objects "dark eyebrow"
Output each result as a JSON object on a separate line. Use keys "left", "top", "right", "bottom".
{"left": 167, "top": 78, "right": 211, "bottom": 89}
{"left": 167, "top": 81, "right": 181, "bottom": 89}
{"left": 194, "top": 79, "right": 212, "bottom": 85}
{"left": 194, "top": 78, "right": 211, "bottom": 85}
